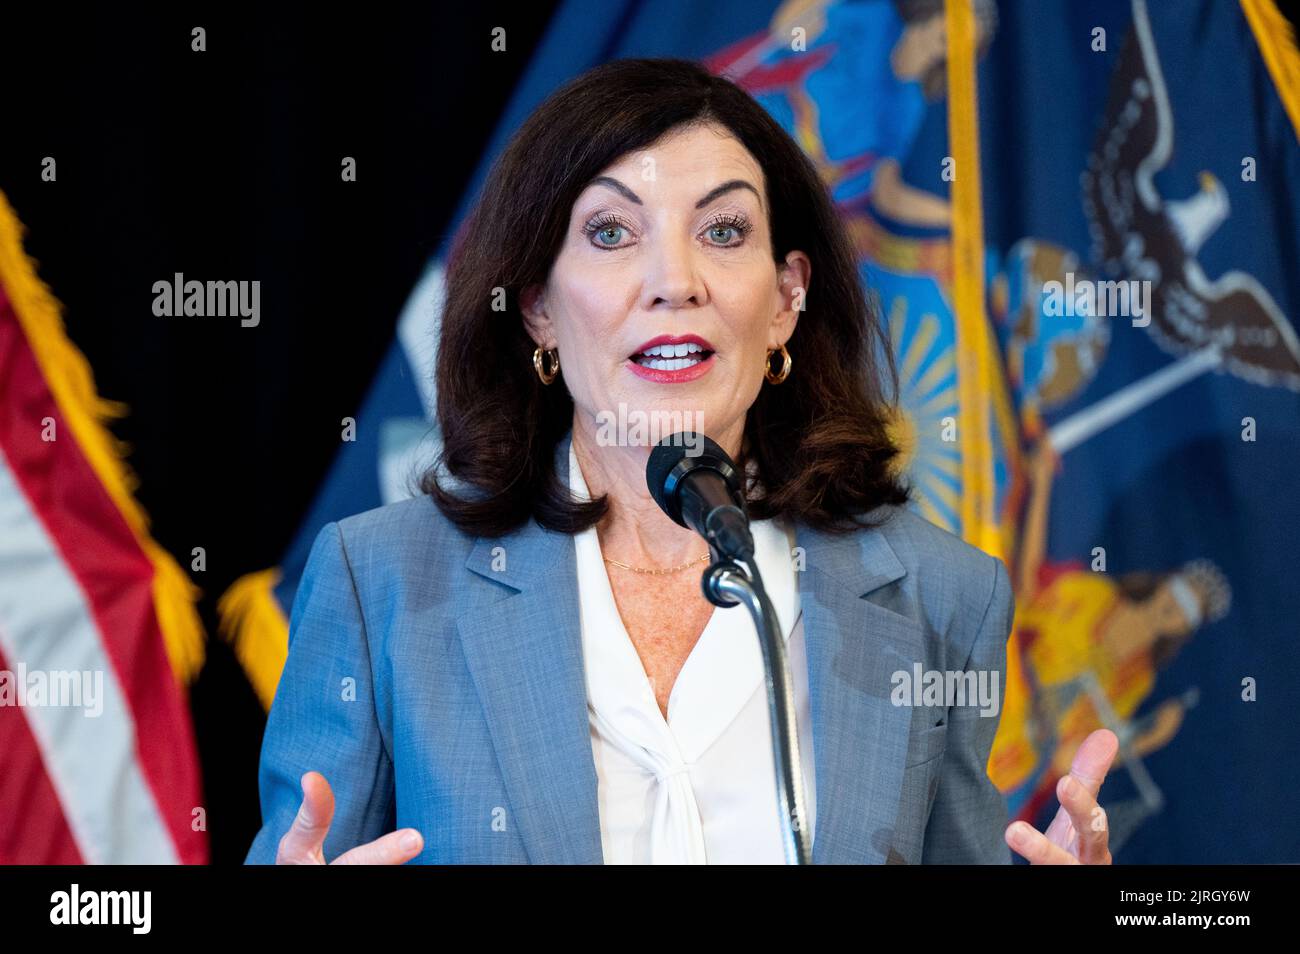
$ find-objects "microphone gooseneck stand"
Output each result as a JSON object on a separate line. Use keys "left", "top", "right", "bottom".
{"left": 702, "top": 555, "right": 813, "bottom": 865}
{"left": 646, "top": 432, "right": 812, "bottom": 864}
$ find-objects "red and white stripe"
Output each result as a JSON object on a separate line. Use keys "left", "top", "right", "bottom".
{"left": 0, "top": 284, "right": 207, "bottom": 864}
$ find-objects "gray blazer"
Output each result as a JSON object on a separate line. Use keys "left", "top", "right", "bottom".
{"left": 245, "top": 432, "right": 1015, "bottom": 864}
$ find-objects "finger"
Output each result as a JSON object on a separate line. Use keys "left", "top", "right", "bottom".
{"left": 1005, "top": 821, "right": 1079, "bottom": 865}
{"left": 275, "top": 771, "right": 335, "bottom": 864}
{"left": 1042, "top": 801, "right": 1075, "bottom": 845}
{"left": 331, "top": 829, "right": 424, "bottom": 866}
{"left": 1057, "top": 774, "right": 1112, "bottom": 865}
{"left": 1066, "top": 729, "right": 1119, "bottom": 799}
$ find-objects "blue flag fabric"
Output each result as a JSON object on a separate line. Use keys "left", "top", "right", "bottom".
{"left": 980, "top": 0, "right": 1299, "bottom": 864}
{"left": 225, "top": 0, "right": 1300, "bottom": 863}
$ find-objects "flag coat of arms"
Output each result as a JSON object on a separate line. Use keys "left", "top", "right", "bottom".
{"left": 222, "top": 0, "right": 1300, "bottom": 863}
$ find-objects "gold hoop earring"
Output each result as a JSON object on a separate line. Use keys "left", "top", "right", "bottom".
{"left": 533, "top": 347, "right": 560, "bottom": 385}
{"left": 765, "top": 344, "right": 792, "bottom": 385}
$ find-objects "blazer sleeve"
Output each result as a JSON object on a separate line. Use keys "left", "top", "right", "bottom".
{"left": 921, "top": 555, "right": 1016, "bottom": 864}
{"left": 243, "top": 522, "right": 396, "bottom": 864}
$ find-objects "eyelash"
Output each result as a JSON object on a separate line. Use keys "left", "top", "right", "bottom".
{"left": 581, "top": 212, "right": 754, "bottom": 249}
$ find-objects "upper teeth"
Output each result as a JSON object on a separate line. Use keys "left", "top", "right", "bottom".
{"left": 642, "top": 342, "right": 703, "bottom": 357}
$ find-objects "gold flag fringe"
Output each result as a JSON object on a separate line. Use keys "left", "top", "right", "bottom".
{"left": 217, "top": 568, "right": 288, "bottom": 711}
{"left": 0, "top": 189, "right": 205, "bottom": 684}
{"left": 1241, "top": 0, "right": 1300, "bottom": 145}
{"left": 943, "top": 0, "right": 1009, "bottom": 561}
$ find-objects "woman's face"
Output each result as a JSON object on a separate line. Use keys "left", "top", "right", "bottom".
{"left": 521, "top": 121, "right": 810, "bottom": 455}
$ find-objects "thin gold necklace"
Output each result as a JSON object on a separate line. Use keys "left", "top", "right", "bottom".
{"left": 603, "top": 552, "right": 711, "bottom": 575}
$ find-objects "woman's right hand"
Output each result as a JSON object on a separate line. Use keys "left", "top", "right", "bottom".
{"left": 275, "top": 771, "right": 424, "bottom": 864}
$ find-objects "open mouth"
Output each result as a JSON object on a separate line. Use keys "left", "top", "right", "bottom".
{"left": 626, "top": 334, "right": 717, "bottom": 382}
{"left": 629, "top": 341, "right": 714, "bottom": 371}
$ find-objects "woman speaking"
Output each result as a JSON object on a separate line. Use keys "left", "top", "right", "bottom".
{"left": 245, "top": 57, "right": 1116, "bottom": 865}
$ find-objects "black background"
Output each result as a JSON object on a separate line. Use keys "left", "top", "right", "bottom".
{"left": 2, "top": 5, "right": 558, "bottom": 863}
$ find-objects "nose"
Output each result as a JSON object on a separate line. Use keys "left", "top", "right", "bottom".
{"left": 640, "top": 231, "right": 707, "bottom": 311}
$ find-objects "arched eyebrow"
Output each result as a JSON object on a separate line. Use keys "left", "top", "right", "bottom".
{"left": 587, "top": 176, "right": 763, "bottom": 211}
{"left": 693, "top": 178, "right": 762, "bottom": 211}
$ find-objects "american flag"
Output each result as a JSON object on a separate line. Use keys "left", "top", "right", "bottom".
{"left": 0, "top": 190, "right": 207, "bottom": 864}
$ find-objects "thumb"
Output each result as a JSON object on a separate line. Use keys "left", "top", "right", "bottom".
{"left": 276, "top": 771, "right": 335, "bottom": 864}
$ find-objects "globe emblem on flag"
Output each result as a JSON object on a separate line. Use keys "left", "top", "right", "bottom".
{"left": 992, "top": 238, "right": 1111, "bottom": 427}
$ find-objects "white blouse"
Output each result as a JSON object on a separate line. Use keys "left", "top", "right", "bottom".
{"left": 568, "top": 444, "right": 817, "bottom": 864}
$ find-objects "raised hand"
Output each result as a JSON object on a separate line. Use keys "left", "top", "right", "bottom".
{"left": 1005, "top": 729, "right": 1118, "bottom": 865}
{"left": 275, "top": 771, "right": 423, "bottom": 865}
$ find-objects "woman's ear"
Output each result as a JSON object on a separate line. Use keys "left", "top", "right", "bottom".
{"left": 519, "top": 283, "right": 556, "bottom": 349}
{"left": 772, "top": 251, "right": 811, "bottom": 347}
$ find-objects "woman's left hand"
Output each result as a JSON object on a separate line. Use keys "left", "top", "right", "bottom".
{"left": 1005, "top": 729, "right": 1119, "bottom": 864}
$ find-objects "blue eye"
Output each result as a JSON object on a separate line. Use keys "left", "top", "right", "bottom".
{"left": 582, "top": 212, "right": 753, "bottom": 249}
{"left": 584, "top": 213, "right": 633, "bottom": 249}
{"left": 702, "top": 214, "right": 752, "bottom": 247}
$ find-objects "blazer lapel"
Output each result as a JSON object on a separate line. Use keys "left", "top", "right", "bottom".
{"left": 796, "top": 516, "right": 924, "bottom": 864}
{"left": 454, "top": 431, "right": 923, "bottom": 865}
{"left": 455, "top": 438, "right": 604, "bottom": 864}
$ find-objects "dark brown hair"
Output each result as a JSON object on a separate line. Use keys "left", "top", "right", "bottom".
{"left": 424, "top": 57, "right": 908, "bottom": 536}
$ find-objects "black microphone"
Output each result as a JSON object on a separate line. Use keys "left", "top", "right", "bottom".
{"left": 649, "top": 433, "right": 810, "bottom": 863}
{"left": 646, "top": 432, "right": 754, "bottom": 561}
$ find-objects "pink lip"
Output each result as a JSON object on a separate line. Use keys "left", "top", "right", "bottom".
{"left": 627, "top": 352, "right": 717, "bottom": 383}
{"left": 626, "top": 334, "right": 717, "bottom": 384}
{"left": 630, "top": 333, "right": 716, "bottom": 355}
